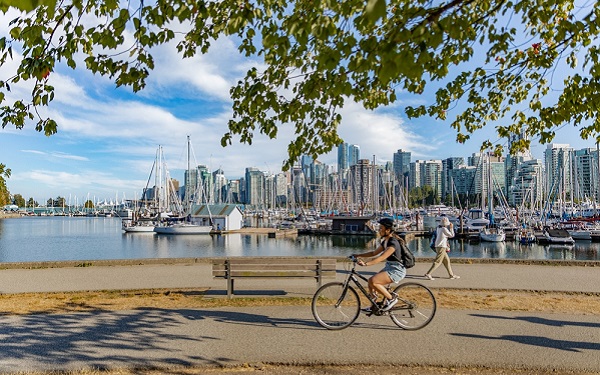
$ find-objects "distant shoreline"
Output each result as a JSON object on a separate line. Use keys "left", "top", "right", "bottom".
{"left": 0, "top": 212, "right": 20, "bottom": 219}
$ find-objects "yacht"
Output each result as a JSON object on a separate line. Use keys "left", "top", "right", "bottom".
{"left": 479, "top": 226, "right": 506, "bottom": 242}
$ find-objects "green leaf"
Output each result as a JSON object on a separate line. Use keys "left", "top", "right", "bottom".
{"left": 365, "top": 0, "right": 386, "bottom": 24}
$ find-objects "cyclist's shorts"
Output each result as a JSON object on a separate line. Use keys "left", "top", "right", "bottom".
{"left": 383, "top": 261, "right": 406, "bottom": 284}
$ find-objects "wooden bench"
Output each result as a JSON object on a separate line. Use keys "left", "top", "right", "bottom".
{"left": 212, "top": 257, "right": 337, "bottom": 298}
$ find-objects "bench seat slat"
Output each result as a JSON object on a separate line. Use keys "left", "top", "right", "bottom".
{"left": 213, "top": 270, "right": 337, "bottom": 278}
{"left": 213, "top": 259, "right": 336, "bottom": 265}
{"left": 223, "top": 264, "right": 333, "bottom": 271}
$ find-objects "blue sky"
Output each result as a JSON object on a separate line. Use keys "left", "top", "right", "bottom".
{"left": 0, "top": 8, "right": 597, "bottom": 204}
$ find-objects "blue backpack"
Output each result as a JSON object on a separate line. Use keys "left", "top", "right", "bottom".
{"left": 429, "top": 229, "right": 437, "bottom": 250}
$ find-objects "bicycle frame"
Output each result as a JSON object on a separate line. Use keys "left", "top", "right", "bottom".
{"left": 337, "top": 259, "right": 384, "bottom": 314}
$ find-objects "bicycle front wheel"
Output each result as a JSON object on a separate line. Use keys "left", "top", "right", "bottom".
{"left": 311, "top": 282, "right": 360, "bottom": 330}
{"left": 389, "top": 282, "right": 436, "bottom": 330}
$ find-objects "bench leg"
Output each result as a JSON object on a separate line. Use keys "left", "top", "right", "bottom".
{"left": 227, "top": 277, "right": 234, "bottom": 299}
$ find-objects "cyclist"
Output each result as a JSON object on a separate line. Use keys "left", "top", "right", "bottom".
{"left": 352, "top": 217, "right": 406, "bottom": 312}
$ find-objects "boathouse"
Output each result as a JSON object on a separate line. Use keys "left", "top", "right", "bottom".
{"left": 190, "top": 204, "right": 244, "bottom": 231}
{"left": 330, "top": 216, "right": 375, "bottom": 234}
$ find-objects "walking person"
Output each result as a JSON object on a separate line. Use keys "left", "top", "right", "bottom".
{"left": 352, "top": 217, "right": 406, "bottom": 312}
{"left": 425, "top": 216, "right": 460, "bottom": 280}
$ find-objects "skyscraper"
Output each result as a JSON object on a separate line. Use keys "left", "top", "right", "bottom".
{"left": 245, "top": 167, "right": 265, "bottom": 206}
{"left": 393, "top": 149, "right": 411, "bottom": 177}
{"left": 544, "top": 144, "right": 574, "bottom": 200}
{"left": 337, "top": 143, "right": 348, "bottom": 171}
{"left": 349, "top": 144, "right": 360, "bottom": 167}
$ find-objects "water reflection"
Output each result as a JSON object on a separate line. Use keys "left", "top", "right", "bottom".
{"left": 1, "top": 216, "right": 600, "bottom": 262}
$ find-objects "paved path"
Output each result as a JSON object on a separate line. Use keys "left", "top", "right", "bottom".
{"left": 0, "top": 259, "right": 599, "bottom": 373}
{"left": 0, "top": 259, "right": 599, "bottom": 295}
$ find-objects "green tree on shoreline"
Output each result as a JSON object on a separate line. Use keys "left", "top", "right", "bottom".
{"left": 1, "top": 0, "right": 600, "bottom": 169}
{"left": 0, "top": 163, "right": 11, "bottom": 206}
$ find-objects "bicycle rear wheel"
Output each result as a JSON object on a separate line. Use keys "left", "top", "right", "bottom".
{"left": 311, "top": 282, "right": 360, "bottom": 330}
{"left": 389, "top": 282, "right": 436, "bottom": 330}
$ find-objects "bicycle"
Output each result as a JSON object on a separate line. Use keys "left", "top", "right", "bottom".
{"left": 311, "top": 256, "right": 437, "bottom": 330}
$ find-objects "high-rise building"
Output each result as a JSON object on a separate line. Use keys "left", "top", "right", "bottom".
{"left": 337, "top": 143, "right": 348, "bottom": 171}
{"left": 393, "top": 149, "right": 411, "bottom": 177}
{"left": 349, "top": 159, "right": 375, "bottom": 212}
{"left": 212, "top": 168, "right": 227, "bottom": 204}
{"left": 409, "top": 159, "right": 443, "bottom": 200}
{"left": 274, "top": 172, "right": 289, "bottom": 207}
{"left": 349, "top": 144, "right": 360, "bottom": 167}
{"left": 245, "top": 167, "right": 265, "bottom": 206}
{"left": 544, "top": 144, "right": 574, "bottom": 200}
{"left": 441, "top": 157, "right": 464, "bottom": 200}
{"left": 448, "top": 166, "right": 477, "bottom": 197}
{"left": 508, "top": 159, "right": 543, "bottom": 208}
{"left": 573, "top": 148, "right": 600, "bottom": 203}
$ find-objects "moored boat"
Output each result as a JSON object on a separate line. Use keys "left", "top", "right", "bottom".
{"left": 515, "top": 227, "right": 536, "bottom": 244}
{"left": 154, "top": 223, "right": 212, "bottom": 234}
{"left": 479, "top": 226, "right": 505, "bottom": 242}
{"left": 542, "top": 229, "right": 575, "bottom": 244}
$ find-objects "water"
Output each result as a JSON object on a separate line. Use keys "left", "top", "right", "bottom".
{"left": 1, "top": 216, "right": 600, "bottom": 263}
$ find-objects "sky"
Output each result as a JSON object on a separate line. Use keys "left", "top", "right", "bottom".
{"left": 1, "top": 7, "right": 598, "bottom": 204}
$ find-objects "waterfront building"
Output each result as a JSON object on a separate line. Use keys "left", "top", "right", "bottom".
{"left": 274, "top": 172, "right": 288, "bottom": 207}
{"left": 291, "top": 165, "right": 308, "bottom": 207}
{"left": 544, "top": 144, "right": 574, "bottom": 201}
{"left": 337, "top": 143, "right": 348, "bottom": 172}
{"left": 508, "top": 159, "right": 544, "bottom": 208}
{"left": 573, "top": 148, "right": 600, "bottom": 203}
{"left": 227, "top": 180, "right": 241, "bottom": 204}
{"left": 197, "top": 165, "right": 213, "bottom": 203}
{"left": 349, "top": 144, "right": 360, "bottom": 167}
{"left": 265, "top": 174, "right": 276, "bottom": 209}
{"left": 393, "top": 149, "right": 411, "bottom": 179}
{"left": 190, "top": 203, "right": 244, "bottom": 231}
{"left": 410, "top": 160, "right": 443, "bottom": 200}
{"left": 448, "top": 165, "right": 477, "bottom": 197}
{"left": 212, "top": 168, "right": 227, "bottom": 204}
{"left": 349, "top": 159, "right": 376, "bottom": 213}
{"left": 441, "top": 157, "right": 465, "bottom": 200}
{"left": 245, "top": 167, "right": 265, "bottom": 207}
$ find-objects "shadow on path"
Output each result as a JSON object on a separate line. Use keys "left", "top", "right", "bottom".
{"left": 0, "top": 306, "right": 319, "bottom": 371}
{"left": 469, "top": 313, "right": 600, "bottom": 328}
{"left": 451, "top": 332, "right": 600, "bottom": 353}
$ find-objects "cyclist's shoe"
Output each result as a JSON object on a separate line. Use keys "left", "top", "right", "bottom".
{"left": 361, "top": 305, "right": 375, "bottom": 314}
{"left": 381, "top": 292, "right": 399, "bottom": 311}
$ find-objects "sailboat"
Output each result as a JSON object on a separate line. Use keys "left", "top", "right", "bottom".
{"left": 479, "top": 152, "right": 505, "bottom": 242}
{"left": 154, "top": 136, "right": 212, "bottom": 235}
{"left": 123, "top": 146, "right": 171, "bottom": 233}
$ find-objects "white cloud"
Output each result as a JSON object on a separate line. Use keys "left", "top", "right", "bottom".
{"left": 20, "top": 149, "right": 89, "bottom": 161}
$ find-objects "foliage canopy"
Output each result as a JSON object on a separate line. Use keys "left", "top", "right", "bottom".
{"left": 2, "top": 0, "right": 600, "bottom": 169}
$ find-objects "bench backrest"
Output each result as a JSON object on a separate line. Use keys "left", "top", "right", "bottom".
{"left": 212, "top": 258, "right": 337, "bottom": 279}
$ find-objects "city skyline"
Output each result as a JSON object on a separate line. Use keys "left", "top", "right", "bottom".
{"left": 0, "top": 9, "right": 598, "bottom": 201}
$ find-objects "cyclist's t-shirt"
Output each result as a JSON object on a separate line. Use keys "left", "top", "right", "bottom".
{"left": 381, "top": 237, "right": 402, "bottom": 263}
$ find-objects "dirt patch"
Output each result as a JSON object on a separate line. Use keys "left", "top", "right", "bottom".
{"left": 0, "top": 287, "right": 598, "bottom": 316}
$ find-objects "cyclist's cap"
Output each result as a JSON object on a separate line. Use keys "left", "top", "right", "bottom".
{"left": 378, "top": 217, "right": 394, "bottom": 228}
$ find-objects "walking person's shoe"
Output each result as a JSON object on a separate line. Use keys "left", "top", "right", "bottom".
{"left": 381, "top": 292, "right": 399, "bottom": 311}
{"left": 424, "top": 274, "right": 435, "bottom": 280}
{"left": 450, "top": 275, "right": 461, "bottom": 279}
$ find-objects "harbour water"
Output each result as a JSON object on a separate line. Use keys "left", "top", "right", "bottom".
{"left": 1, "top": 216, "right": 599, "bottom": 263}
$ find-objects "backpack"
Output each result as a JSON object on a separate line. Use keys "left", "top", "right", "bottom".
{"left": 429, "top": 229, "right": 437, "bottom": 250}
{"left": 385, "top": 236, "right": 415, "bottom": 269}
{"left": 399, "top": 240, "right": 416, "bottom": 268}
